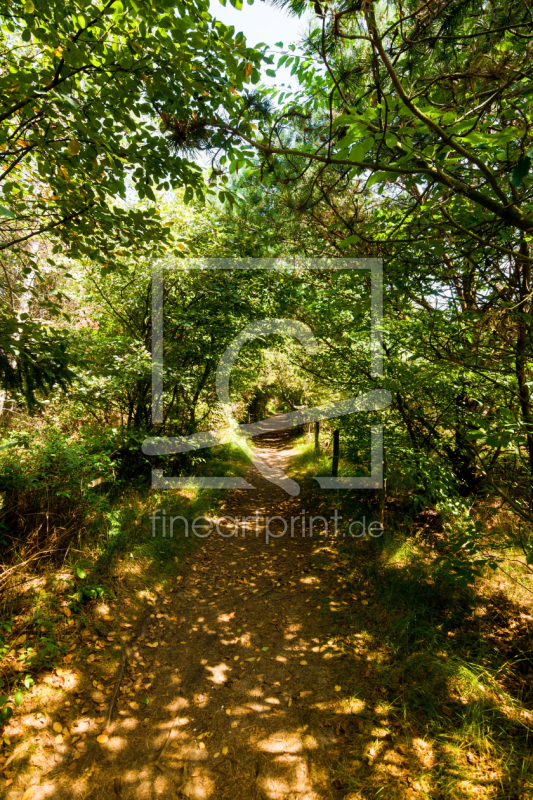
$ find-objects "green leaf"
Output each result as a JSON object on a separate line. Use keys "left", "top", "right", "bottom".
{"left": 0, "top": 206, "right": 16, "bottom": 219}
{"left": 14, "top": 692, "right": 23, "bottom": 707}
{"left": 366, "top": 171, "right": 389, "bottom": 189}
{"left": 76, "top": 567, "right": 87, "bottom": 579}
{"left": 485, "top": 433, "right": 511, "bottom": 448}
{"left": 0, "top": 707, "right": 12, "bottom": 722}
{"left": 339, "top": 234, "right": 359, "bottom": 248}
{"left": 349, "top": 144, "right": 364, "bottom": 162}
{"left": 511, "top": 156, "right": 531, "bottom": 186}
{"left": 59, "top": 96, "right": 79, "bottom": 111}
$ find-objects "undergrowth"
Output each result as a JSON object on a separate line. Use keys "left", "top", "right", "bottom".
{"left": 292, "top": 432, "right": 533, "bottom": 799}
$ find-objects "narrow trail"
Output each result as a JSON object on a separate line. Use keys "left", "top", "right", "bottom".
{"left": 67, "top": 428, "right": 356, "bottom": 800}
{"left": 101, "top": 428, "right": 349, "bottom": 800}
{"left": 16, "top": 429, "right": 398, "bottom": 800}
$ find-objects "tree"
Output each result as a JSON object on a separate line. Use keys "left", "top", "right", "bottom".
{"left": 180, "top": 0, "right": 533, "bottom": 524}
{"left": 0, "top": 0, "right": 264, "bottom": 405}
{"left": 0, "top": 0, "right": 264, "bottom": 259}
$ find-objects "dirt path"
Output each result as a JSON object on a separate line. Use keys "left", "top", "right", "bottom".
{"left": 19, "top": 428, "right": 363, "bottom": 800}
{"left": 112, "top": 428, "right": 347, "bottom": 800}
{"left": 5, "top": 430, "right": 533, "bottom": 799}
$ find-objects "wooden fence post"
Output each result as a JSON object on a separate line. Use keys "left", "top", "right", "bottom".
{"left": 314, "top": 420, "right": 320, "bottom": 454}
{"left": 332, "top": 429, "right": 340, "bottom": 477}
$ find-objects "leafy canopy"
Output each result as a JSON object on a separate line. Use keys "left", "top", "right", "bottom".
{"left": 0, "top": 0, "right": 263, "bottom": 263}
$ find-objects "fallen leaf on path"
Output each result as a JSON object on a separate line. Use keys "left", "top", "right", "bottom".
{"left": 21, "top": 788, "right": 34, "bottom": 800}
{"left": 300, "top": 660, "right": 308, "bottom": 665}
{"left": 129, "top": 702, "right": 139, "bottom": 710}
{"left": 334, "top": 685, "right": 341, "bottom": 692}
{"left": 95, "top": 717, "right": 105, "bottom": 723}
{"left": 52, "top": 722, "right": 63, "bottom": 733}
{"left": 97, "top": 733, "right": 109, "bottom": 744}
{"left": 222, "top": 746, "right": 228, "bottom": 755}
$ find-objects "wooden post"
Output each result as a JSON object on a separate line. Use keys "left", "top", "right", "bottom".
{"left": 314, "top": 420, "right": 320, "bottom": 454}
{"left": 332, "top": 429, "right": 340, "bottom": 477}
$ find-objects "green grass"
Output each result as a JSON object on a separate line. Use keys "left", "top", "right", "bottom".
{"left": 291, "top": 433, "right": 371, "bottom": 479}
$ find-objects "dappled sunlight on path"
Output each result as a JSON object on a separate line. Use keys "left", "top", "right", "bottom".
{"left": 8, "top": 430, "right": 443, "bottom": 800}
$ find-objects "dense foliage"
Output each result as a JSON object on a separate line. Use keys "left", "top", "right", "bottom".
{"left": 0, "top": 0, "right": 265, "bottom": 400}
{"left": 177, "top": 0, "right": 533, "bottom": 530}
